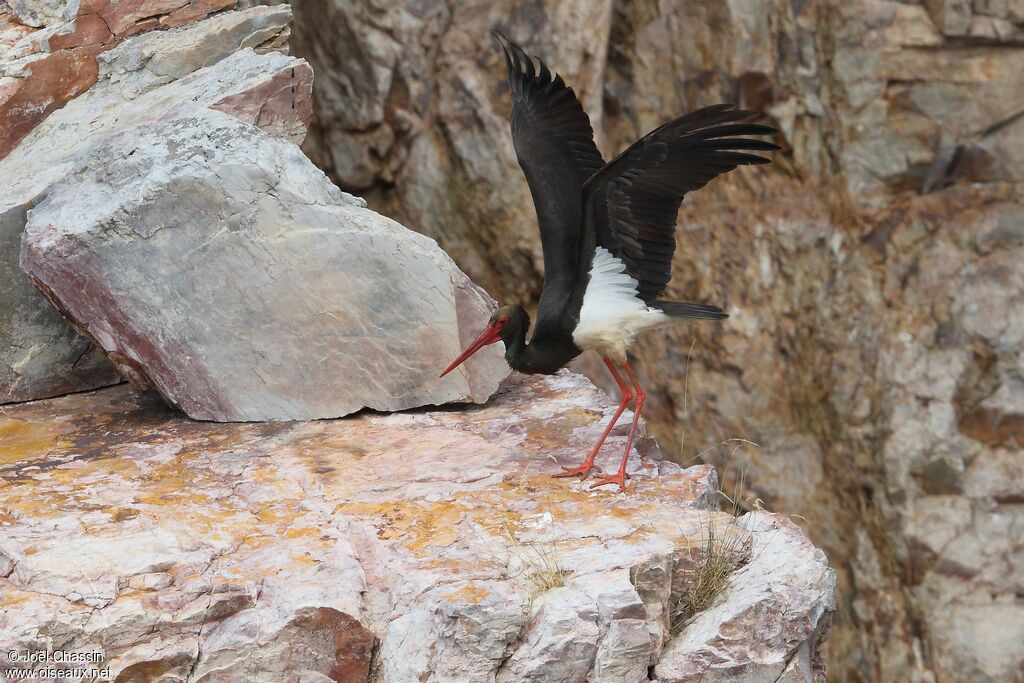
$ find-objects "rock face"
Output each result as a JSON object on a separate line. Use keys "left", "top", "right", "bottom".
{"left": 288, "top": 2, "right": 1024, "bottom": 680}
{"left": 292, "top": 0, "right": 613, "bottom": 305}
{"left": 0, "top": 370, "right": 834, "bottom": 682}
{"left": 21, "top": 112, "right": 506, "bottom": 421}
{"left": 0, "top": 3, "right": 305, "bottom": 403}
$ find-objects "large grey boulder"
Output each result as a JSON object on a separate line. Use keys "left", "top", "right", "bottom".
{"left": 0, "top": 203, "right": 121, "bottom": 402}
{"left": 0, "top": 5, "right": 306, "bottom": 403}
{"left": 21, "top": 112, "right": 507, "bottom": 421}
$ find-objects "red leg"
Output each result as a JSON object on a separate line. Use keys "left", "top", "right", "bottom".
{"left": 591, "top": 361, "right": 646, "bottom": 493}
{"left": 554, "top": 357, "right": 632, "bottom": 480}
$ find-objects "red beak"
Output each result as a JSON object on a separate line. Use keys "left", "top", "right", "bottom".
{"left": 440, "top": 322, "right": 502, "bottom": 377}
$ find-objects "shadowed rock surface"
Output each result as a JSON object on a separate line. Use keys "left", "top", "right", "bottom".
{"left": 21, "top": 112, "right": 507, "bottom": 421}
{"left": 0, "top": 3, "right": 305, "bottom": 404}
{"left": 287, "top": 2, "right": 1024, "bottom": 680}
{"left": 0, "top": 371, "right": 834, "bottom": 682}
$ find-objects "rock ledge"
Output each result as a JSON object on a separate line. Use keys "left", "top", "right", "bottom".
{"left": 0, "top": 370, "right": 834, "bottom": 682}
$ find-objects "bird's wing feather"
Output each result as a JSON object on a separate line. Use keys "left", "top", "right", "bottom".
{"left": 581, "top": 105, "right": 780, "bottom": 302}
{"left": 493, "top": 30, "right": 605, "bottom": 291}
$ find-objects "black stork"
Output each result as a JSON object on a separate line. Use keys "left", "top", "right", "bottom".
{"left": 441, "top": 31, "right": 780, "bottom": 492}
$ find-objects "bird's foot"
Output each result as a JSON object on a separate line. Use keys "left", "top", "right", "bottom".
{"left": 553, "top": 461, "right": 601, "bottom": 479}
{"left": 589, "top": 470, "right": 629, "bottom": 493}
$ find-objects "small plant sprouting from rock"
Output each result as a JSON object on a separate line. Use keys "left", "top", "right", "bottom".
{"left": 669, "top": 514, "right": 746, "bottom": 634}
{"left": 522, "top": 539, "right": 566, "bottom": 596}
{"left": 669, "top": 458, "right": 754, "bottom": 634}
{"left": 671, "top": 338, "right": 763, "bottom": 633}
{"left": 501, "top": 514, "right": 566, "bottom": 597}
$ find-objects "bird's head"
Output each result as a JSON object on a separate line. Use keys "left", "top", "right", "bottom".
{"left": 439, "top": 304, "right": 527, "bottom": 377}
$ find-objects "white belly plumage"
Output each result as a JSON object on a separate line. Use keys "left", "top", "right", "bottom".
{"left": 572, "top": 247, "right": 669, "bottom": 362}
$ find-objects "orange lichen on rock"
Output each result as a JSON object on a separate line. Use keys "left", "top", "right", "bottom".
{"left": 0, "top": 418, "right": 69, "bottom": 466}
{"left": 440, "top": 584, "right": 490, "bottom": 605}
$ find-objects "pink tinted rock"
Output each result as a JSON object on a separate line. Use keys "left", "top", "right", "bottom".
{"left": 0, "top": 370, "right": 834, "bottom": 680}
{"left": 655, "top": 513, "right": 836, "bottom": 683}
{"left": 211, "top": 60, "right": 314, "bottom": 145}
{"left": 0, "top": 371, "right": 730, "bottom": 680}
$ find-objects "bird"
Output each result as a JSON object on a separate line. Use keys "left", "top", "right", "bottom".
{"left": 440, "top": 30, "right": 779, "bottom": 492}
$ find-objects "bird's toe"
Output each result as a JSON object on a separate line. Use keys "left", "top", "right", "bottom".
{"left": 589, "top": 472, "right": 629, "bottom": 493}
{"left": 553, "top": 462, "right": 601, "bottom": 479}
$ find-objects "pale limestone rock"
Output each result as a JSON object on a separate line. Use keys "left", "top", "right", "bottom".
{"left": 494, "top": 587, "right": 600, "bottom": 682}
{"left": 0, "top": 1, "right": 272, "bottom": 159}
{"left": 0, "top": 371, "right": 836, "bottom": 681}
{"left": 96, "top": 5, "right": 293, "bottom": 98}
{"left": 289, "top": 0, "right": 613, "bottom": 302}
{"left": 21, "top": 112, "right": 507, "bottom": 421}
{"left": 6, "top": 0, "right": 73, "bottom": 28}
{"left": 0, "top": 201, "right": 121, "bottom": 403}
{"left": 0, "top": 5, "right": 307, "bottom": 404}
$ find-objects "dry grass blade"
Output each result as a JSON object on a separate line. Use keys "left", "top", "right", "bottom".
{"left": 669, "top": 514, "right": 746, "bottom": 634}
{"left": 500, "top": 515, "right": 566, "bottom": 597}
{"left": 669, "top": 461, "right": 752, "bottom": 634}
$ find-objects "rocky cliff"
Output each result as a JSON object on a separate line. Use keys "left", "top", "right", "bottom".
{"left": 1, "top": 1, "right": 303, "bottom": 402}
{"left": 286, "top": 2, "right": 1024, "bottom": 682}
{"left": 0, "top": 2, "right": 838, "bottom": 681}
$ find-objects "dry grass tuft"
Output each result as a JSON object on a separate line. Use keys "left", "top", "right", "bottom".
{"left": 500, "top": 517, "right": 566, "bottom": 597}
{"left": 669, "top": 514, "right": 746, "bottom": 633}
{"left": 669, "top": 461, "right": 753, "bottom": 633}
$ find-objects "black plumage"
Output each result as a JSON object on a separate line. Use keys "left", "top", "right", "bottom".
{"left": 491, "top": 31, "right": 603, "bottom": 371}
{"left": 581, "top": 106, "right": 778, "bottom": 302}
{"left": 492, "top": 29, "right": 779, "bottom": 338}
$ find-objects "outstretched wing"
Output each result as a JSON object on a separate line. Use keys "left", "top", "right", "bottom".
{"left": 493, "top": 30, "right": 605, "bottom": 286}
{"left": 581, "top": 105, "right": 779, "bottom": 302}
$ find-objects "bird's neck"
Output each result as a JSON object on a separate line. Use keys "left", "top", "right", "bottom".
{"left": 503, "top": 323, "right": 580, "bottom": 375}
{"left": 502, "top": 321, "right": 532, "bottom": 373}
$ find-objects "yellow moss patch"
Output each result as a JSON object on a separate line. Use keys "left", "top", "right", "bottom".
{"left": 0, "top": 419, "right": 66, "bottom": 466}
{"left": 0, "top": 591, "right": 37, "bottom": 608}
{"left": 283, "top": 526, "right": 319, "bottom": 540}
{"left": 108, "top": 507, "right": 141, "bottom": 523}
{"left": 290, "top": 552, "right": 319, "bottom": 569}
{"left": 252, "top": 466, "right": 280, "bottom": 484}
{"left": 131, "top": 456, "right": 214, "bottom": 508}
{"left": 439, "top": 584, "right": 488, "bottom": 605}
{"left": 336, "top": 500, "right": 464, "bottom": 556}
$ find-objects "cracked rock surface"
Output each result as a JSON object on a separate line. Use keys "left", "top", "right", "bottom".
{"left": 0, "top": 3, "right": 306, "bottom": 404}
{"left": 20, "top": 111, "right": 507, "bottom": 420}
{"left": 0, "top": 371, "right": 834, "bottom": 681}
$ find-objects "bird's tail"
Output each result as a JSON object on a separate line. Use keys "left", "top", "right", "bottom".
{"left": 652, "top": 300, "right": 728, "bottom": 320}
